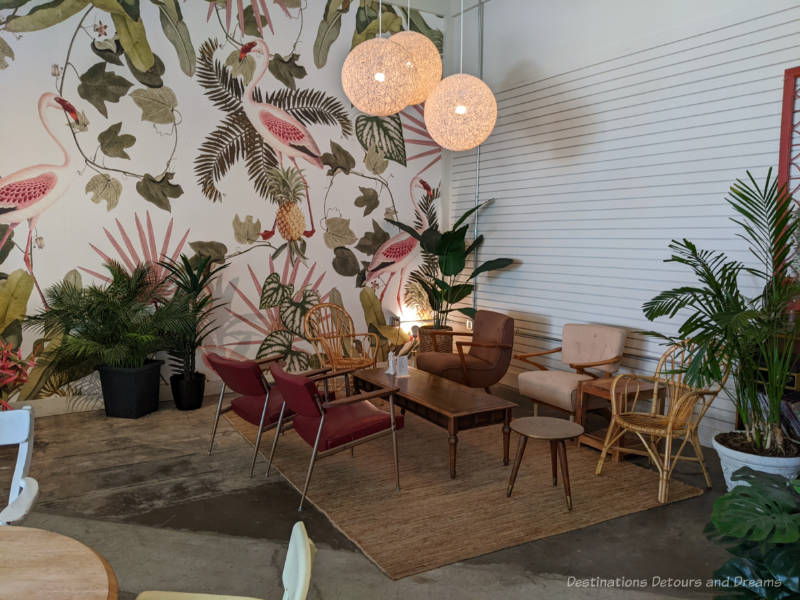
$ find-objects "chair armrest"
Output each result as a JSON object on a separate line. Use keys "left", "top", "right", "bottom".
{"left": 257, "top": 354, "right": 285, "bottom": 367}
{"left": 568, "top": 354, "right": 623, "bottom": 372}
{"left": 322, "top": 386, "right": 400, "bottom": 408}
{"left": 514, "top": 347, "right": 561, "bottom": 370}
{"left": 298, "top": 367, "right": 332, "bottom": 378}
{"left": 425, "top": 330, "right": 473, "bottom": 337}
{"left": 0, "top": 477, "right": 39, "bottom": 525}
{"left": 310, "top": 366, "right": 363, "bottom": 382}
{"left": 456, "top": 341, "right": 513, "bottom": 351}
{"left": 609, "top": 373, "right": 659, "bottom": 414}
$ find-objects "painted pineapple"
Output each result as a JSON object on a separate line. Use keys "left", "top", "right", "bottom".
{"left": 265, "top": 165, "right": 308, "bottom": 261}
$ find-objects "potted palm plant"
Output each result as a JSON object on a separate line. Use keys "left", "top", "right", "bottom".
{"left": 644, "top": 169, "right": 800, "bottom": 486}
{"left": 26, "top": 262, "right": 191, "bottom": 418}
{"left": 388, "top": 200, "right": 513, "bottom": 352}
{"left": 160, "top": 254, "right": 228, "bottom": 410}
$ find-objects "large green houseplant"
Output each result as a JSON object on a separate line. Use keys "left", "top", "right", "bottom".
{"left": 643, "top": 169, "right": 800, "bottom": 483}
{"left": 26, "top": 261, "right": 191, "bottom": 418}
{"left": 705, "top": 467, "right": 800, "bottom": 599}
{"left": 388, "top": 200, "right": 513, "bottom": 350}
{"left": 160, "top": 254, "right": 228, "bottom": 410}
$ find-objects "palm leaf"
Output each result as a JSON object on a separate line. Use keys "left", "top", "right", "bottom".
{"left": 265, "top": 88, "right": 353, "bottom": 136}
{"left": 194, "top": 111, "right": 250, "bottom": 202}
{"left": 197, "top": 38, "right": 244, "bottom": 113}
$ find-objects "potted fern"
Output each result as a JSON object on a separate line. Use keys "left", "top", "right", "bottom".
{"left": 26, "top": 262, "right": 191, "bottom": 418}
{"left": 644, "top": 170, "right": 800, "bottom": 486}
{"left": 161, "top": 254, "right": 228, "bottom": 410}
{"left": 388, "top": 200, "right": 513, "bottom": 352}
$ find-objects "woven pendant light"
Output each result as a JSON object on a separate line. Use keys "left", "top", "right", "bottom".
{"left": 423, "top": 0, "right": 497, "bottom": 151}
{"left": 341, "top": 0, "right": 415, "bottom": 116}
{"left": 391, "top": 30, "right": 442, "bottom": 106}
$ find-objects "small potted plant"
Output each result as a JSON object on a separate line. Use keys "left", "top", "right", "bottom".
{"left": 160, "top": 254, "right": 228, "bottom": 410}
{"left": 644, "top": 169, "right": 800, "bottom": 485}
{"left": 705, "top": 467, "right": 800, "bottom": 598}
{"left": 388, "top": 200, "right": 513, "bottom": 352}
{"left": 26, "top": 261, "right": 190, "bottom": 418}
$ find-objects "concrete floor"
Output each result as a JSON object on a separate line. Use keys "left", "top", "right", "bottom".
{"left": 7, "top": 388, "right": 730, "bottom": 599}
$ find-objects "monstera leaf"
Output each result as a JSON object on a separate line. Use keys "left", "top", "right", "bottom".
{"left": 279, "top": 289, "right": 321, "bottom": 337}
{"left": 260, "top": 272, "right": 292, "bottom": 309}
{"left": 257, "top": 329, "right": 293, "bottom": 360}
{"left": 355, "top": 114, "right": 406, "bottom": 166}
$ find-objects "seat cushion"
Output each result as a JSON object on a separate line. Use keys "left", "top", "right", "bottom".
{"left": 416, "top": 352, "right": 493, "bottom": 386}
{"left": 137, "top": 592, "right": 261, "bottom": 600}
{"left": 293, "top": 401, "right": 404, "bottom": 452}
{"left": 230, "top": 386, "right": 287, "bottom": 426}
{"left": 518, "top": 370, "right": 593, "bottom": 413}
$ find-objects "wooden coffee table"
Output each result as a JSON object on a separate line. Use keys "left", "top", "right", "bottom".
{"left": 353, "top": 367, "right": 515, "bottom": 478}
{"left": 506, "top": 416, "right": 584, "bottom": 510}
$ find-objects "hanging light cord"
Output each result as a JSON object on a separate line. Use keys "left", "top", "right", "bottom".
{"left": 459, "top": 0, "right": 464, "bottom": 73}
{"left": 379, "top": 0, "right": 382, "bottom": 36}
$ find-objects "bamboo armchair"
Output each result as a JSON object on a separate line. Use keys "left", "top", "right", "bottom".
{"left": 304, "top": 303, "right": 378, "bottom": 370}
{"left": 595, "top": 343, "right": 729, "bottom": 503}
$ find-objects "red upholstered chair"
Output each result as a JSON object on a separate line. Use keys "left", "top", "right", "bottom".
{"left": 206, "top": 352, "right": 292, "bottom": 477}
{"left": 267, "top": 364, "right": 402, "bottom": 511}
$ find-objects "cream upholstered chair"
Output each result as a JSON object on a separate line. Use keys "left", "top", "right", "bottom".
{"left": 136, "top": 521, "right": 316, "bottom": 600}
{"left": 515, "top": 324, "right": 627, "bottom": 418}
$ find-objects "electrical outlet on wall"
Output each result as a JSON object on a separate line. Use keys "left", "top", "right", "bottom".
{"left": 465, "top": 319, "right": 473, "bottom": 331}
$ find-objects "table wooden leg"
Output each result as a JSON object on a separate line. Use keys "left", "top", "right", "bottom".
{"left": 502, "top": 409, "right": 511, "bottom": 466}
{"left": 549, "top": 440, "right": 558, "bottom": 487}
{"left": 557, "top": 440, "right": 573, "bottom": 510}
{"left": 448, "top": 420, "right": 458, "bottom": 479}
{"left": 506, "top": 435, "right": 527, "bottom": 497}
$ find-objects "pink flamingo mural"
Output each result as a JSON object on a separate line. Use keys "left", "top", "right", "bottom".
{"left": 238, "top": 39, "right": 321, "bottom": 239}
{"left": 0, "top": 93, "right": 80, "bottom": 302}
{"left": 364, "top": 105, "right": 442, "bottom": 308}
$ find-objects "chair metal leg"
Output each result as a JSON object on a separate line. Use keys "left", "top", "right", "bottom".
{"left": 344, "top": 373, "right": 351, "bottom": 397}
{"left": 266, "top": 402, "right": 286, "bottom": 478}
{"left": 299, "top": 414, "right": 325, "bottom": 511}
{"left": 390, "top": 394, "right": 400, "bottom": 491}
{"left": 208, "top": 383, "right": 227, "bottom": 455}
{"left": 250, "top": 390, "right": 270, "bottom": 478}
{"left": 532, "top": 402, "right": 539, "bottom": 417}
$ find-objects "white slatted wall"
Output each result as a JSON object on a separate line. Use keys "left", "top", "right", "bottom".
{"left": 449, "top": 6, "right": 800, "bottom": 443}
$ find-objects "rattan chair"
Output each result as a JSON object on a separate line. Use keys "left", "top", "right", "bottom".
{"left": 595, "top": 343, "right": 729, "bottom": 503}
{"left": 304, "top": 303, "right": 378, "bottom": 370}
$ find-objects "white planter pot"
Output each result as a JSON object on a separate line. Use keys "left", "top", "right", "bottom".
{"left": 712, "top": 432, "right": 800, "bottom": 490}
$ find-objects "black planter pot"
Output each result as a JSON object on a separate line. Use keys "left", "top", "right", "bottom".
{"left": 170, "top": 373, "right": 206, "bottom": 411}
{"left": 97, "top": 360, "right": 163, "bottom": 419}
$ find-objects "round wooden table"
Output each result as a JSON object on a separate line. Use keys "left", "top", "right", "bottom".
{"left": 506, "top": 416, "right": 585, "bottom": 510}
{"left": 0, "top": 526, "right": 118, "bottom": 599}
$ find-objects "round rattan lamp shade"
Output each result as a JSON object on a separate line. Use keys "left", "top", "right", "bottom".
{"left": 390, "top": 30, "right": 442, "bottom": 105}
{"left": 341, "top": 37, "right": 415, "bottom": 117}
{"left": 424, "top": 74, "right": 497, "bottom": 151}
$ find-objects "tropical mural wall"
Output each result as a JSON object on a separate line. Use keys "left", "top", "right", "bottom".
{"left": 0, "top": 0, "right": 443, "bottom": 401}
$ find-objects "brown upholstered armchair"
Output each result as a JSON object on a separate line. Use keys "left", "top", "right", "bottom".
{"left": 416, "top": 310, "right": 515, "bottom": 393}
{"left": 515, "top": 324, "right": 627, "bottom": 418}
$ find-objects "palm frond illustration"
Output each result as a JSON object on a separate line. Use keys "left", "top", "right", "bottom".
{"left": 195, "top": 38, "right": 352, "bottom": 203}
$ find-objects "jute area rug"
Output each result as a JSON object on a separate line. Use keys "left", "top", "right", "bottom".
{"left": 226, "top": 409, "right": 702, "bottom": 579}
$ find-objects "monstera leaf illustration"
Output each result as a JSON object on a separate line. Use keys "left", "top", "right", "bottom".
{"left": 260, "top": 272, "right": 292, "bottom": 309}
{"left": 280, "top": 289, "right": 321, "bottom": 337}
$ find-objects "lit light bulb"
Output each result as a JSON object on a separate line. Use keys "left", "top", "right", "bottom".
{"left": 455, "top": 105, "right": 467, "bottom": 115}
{"left": 374, "top": 72, "right": 386, "bottom": 82}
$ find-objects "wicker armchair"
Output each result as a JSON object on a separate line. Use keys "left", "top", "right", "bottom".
{"left": 304, "top": 303, "right": 378, "bottom": 370}
{"left": 595, "top": 343, "right": 729, "bottom": 503}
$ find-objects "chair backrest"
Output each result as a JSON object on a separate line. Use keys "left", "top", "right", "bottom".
{"left": 269, "top": 364, "right": 322, "bottom": 419}
{"left": 304, "top": 303, "right": 355, "bottom": 364}
{"left": 470, "top": 310, "right": 515, "bottom": 366}
{"left": 282, "top": 521, "right": 317, "bottom": 600}
{"left": 654, "top": 342, "right": 729, "bottom": 423}
{"left": 0, "top": 406, "right": 34, "bottom": 506}
{"left": 205, "top": 352, "right": 269, "bottom": 397}
{"left": 561, "top": 324, "right": 627, "bottom": 374}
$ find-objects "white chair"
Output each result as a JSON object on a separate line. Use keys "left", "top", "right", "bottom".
{"left": 136, "top": 521, "right": 317, "bottom": 600}
{"left": 0, "top": 406, "right": 39, "bottom": 525}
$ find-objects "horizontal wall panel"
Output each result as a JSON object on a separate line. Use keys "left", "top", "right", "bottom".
{"left": 454, "top": 4, "right": 800, "bottom": 443}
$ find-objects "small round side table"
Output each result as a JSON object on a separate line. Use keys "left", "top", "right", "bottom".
{"left": 506, "top": 416, "right": 585, "bottom": 510}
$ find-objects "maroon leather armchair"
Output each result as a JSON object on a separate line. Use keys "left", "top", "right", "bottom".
{"left": 205, "top": 352, "right": 292, "bottom": 477}
{"left": 416, "top": 310, "right": 515, "bottom": 393}
{"left": 267, "top": 364, "right": 402, "bottom": 511}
